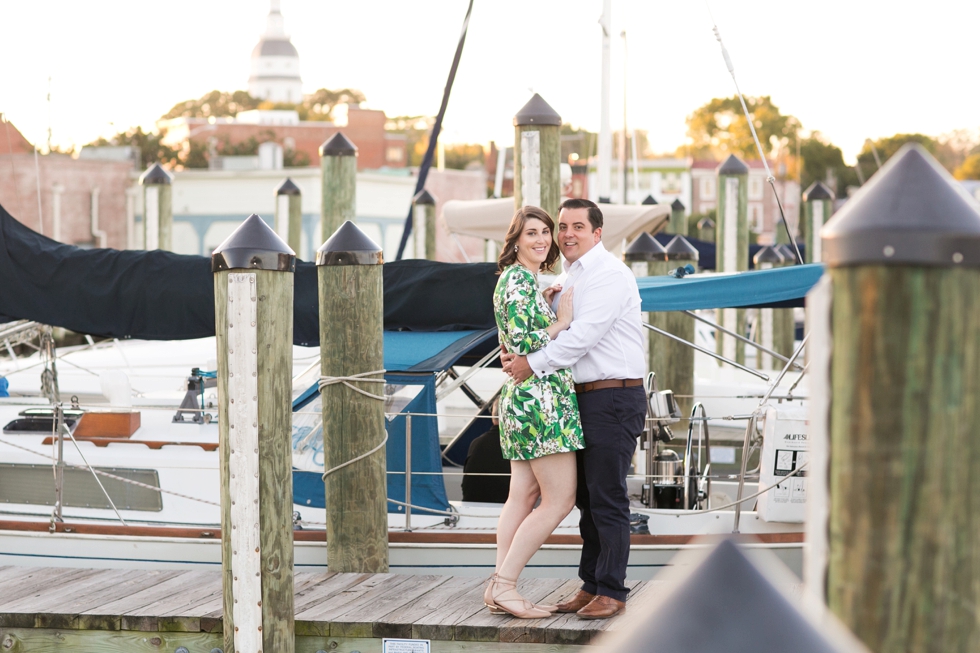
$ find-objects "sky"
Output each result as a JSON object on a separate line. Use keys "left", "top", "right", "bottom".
{"left": 1, "top": 0, "right": 978, "bottom": 164}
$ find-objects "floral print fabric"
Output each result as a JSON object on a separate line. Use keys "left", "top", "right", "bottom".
{"left": 493, "top": 264, "right": 585, "bottom": 460}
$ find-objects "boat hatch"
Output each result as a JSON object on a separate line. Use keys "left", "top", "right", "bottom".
{"left": 3, "top": 407, "right": 83, "bottom": 434}
{"left": 0, "top": 463, "right": 163, "bottom": 511}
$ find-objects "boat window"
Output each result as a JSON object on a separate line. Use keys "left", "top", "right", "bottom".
{"left": 0, "top": 463, "right": 163, "bottom": 512}
{"left": 3, "top": 416, "right": 78, "bottom": 434}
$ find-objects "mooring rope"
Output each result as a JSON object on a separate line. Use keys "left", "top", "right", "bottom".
{"left": 318, "top": 369, "right": 387, "bottom": 401}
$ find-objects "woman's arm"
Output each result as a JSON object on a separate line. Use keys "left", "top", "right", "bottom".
{"left": 500, "top": 269, "right": 567, "bottom": 356}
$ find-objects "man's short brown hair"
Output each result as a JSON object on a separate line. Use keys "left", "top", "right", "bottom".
{"left": 559, "top": 198, "right": 603, "bottom": 231}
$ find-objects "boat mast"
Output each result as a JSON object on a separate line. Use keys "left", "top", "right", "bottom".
{"left": 596, "top": 0, "right": 612, "bottom": 203}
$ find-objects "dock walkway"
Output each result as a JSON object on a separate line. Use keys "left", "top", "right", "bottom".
{"left": 0, "top": 566, "right": 655, "bottom": 652}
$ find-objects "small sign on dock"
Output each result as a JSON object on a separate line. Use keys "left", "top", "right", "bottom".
{"left": 383, "top": 637, "right": 431, "bottom": 653}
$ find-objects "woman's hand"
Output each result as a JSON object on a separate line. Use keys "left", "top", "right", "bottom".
{"left": 555, "top": 287, "right": 574, "bottom": 329}
{"left": 542, "top": 283, "right": 562, "bottom": 304}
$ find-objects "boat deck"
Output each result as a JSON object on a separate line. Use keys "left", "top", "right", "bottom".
{"left": 0, "top": 566, "right": 656, "bottom": 651}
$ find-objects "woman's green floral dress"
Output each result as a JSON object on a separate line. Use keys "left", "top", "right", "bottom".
{"left": 493, "top": 264, "right": 584, "bottom": 460}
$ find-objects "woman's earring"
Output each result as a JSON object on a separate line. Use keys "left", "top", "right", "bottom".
{"left": 514, "top": 245, "right": 518, "bottom": 252}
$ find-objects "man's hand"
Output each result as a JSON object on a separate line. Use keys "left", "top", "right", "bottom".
{"left": 501, "top": 352, "right": 533, "bottom": 383}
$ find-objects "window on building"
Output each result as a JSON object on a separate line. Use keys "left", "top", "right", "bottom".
{"left": 386, "top": 146, "right": 404, "bottom": 164}
{"left": 700, "top": 177, "right": 716, "bottom": 201}
{"left": 663, "top": 172, "right": 681, "bottom": 194}
{"left": 749, "top": 175, "right": 764, "bottom": 200}
{"left": 749, "top": 203, "right": 764, "bottom": 232}
{"left": 283, "top": 137, "right": 296, "bottom": 151}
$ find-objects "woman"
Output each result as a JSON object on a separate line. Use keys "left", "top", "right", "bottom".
{"left": 484, "top": 206, "right": 584, "bottom": 619}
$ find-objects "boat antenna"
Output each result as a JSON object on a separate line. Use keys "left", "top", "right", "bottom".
{"left": 705, "top": 3, "right": 803, "bottom": 265}
{"left": 394, "top": 0, "right": 475, "bottom": 260}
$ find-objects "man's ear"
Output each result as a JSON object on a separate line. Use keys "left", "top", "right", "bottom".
{"left": 593, "top": 227, "right": 602, "bottom": 244}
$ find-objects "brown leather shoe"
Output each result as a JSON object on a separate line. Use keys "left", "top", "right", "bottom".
{"left": 576, "top": 595, "right": 625, "bottom": 619}
{"left": 554, "top": 589, "right": 596, "bottom": 613}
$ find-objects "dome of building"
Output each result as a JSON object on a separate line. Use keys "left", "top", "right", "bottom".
{"left": 249, "top": 0, "right": 303, "bottom": 104}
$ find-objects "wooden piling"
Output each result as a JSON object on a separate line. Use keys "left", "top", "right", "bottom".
{"left": 275, "top": 177, "right": 303, "bottom": 257}
{"left": 212, "top": 214, "right": 297, "bottom": 653}
{"left": 715, "top": 155, "right": 749, "bottom": 365}
{"left": 821, "top": 144, "right": 980, "bottom": 653}
{"left": 139, "top": 163, "right": 172, "bottom": 251}
{"left": 670, "top": 198, "right": 687, "bottom": 237}
{"left": 802, "top": 181, "right": 835, "bottom": 263}
{"left": 773, "top": 244, "right": 797, "bottom": 360}
{"left": 697, "top": 217, "right": 715, "bottom": 244}
{"left": 663, "top": 236, "right": 699, "bottom": 419}
{"left": 624, "top": 232, "right": 668, "bottom": 382}
{"left": 412, "top": 189, "right": 437, "bottom": 260}
{"left": 319, "top": 133, "right": 358, "bottom": 244}
{"left": 317, "top": 220, "right": 388, "bottom": 573}
{"left": 513, "top": 94, "right": 561, "bottom": 219}
{"left": 752, "top": 246, "right": 784, "bottom": 370}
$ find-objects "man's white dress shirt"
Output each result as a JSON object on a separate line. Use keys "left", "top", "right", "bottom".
{"left": 526, "top": 241, "right": 645, "bottom": 384}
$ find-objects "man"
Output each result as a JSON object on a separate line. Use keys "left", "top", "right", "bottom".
{"left": 501, "top": 198, "right": 647, "bottom": 619}
{"left": 460, "top": 399, "right": 510, "bottom": 503}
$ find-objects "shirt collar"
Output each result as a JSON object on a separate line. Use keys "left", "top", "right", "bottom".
{"left": 564, "top": 240, "right": 607, "bottom": 273}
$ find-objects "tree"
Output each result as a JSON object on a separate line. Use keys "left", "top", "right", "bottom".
{"left": 683, "top": 95, "right": 800, "bottom": 161}
{"left": 385, "top": 115, "right": 434, "bottom": 167}
{"left": 88, "top": 126, "right": 180, "bottom": 170}
{"left": 955, "top": 153, "right": 980, "bottom": 180}
{"left": 161, "top": 90, "right": 261, "bottom": 120}
{"left": 296, "top": 88, "right": 366, "bottom": 121}
{"left": 443, "top": 143, "right": 484, "bottom": 170}
{"left": 799, "top": 132, "right": 858, "bottom": 195}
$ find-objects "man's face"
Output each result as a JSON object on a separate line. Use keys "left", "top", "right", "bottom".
{"left": 557, "top": 207, "right": 601, "bottom": 263}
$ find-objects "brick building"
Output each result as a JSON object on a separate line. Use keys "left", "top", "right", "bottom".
{"left": 0, "top": 118, "right": 135, "bottom": 249}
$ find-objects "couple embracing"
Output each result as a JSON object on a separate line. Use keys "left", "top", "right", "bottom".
{"left": 485, "top": 198, "right": 647, "bottom": 620}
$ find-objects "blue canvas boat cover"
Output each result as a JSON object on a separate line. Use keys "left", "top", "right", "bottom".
{"left": 638, "top": 263, "right": 824, "bottom": 312}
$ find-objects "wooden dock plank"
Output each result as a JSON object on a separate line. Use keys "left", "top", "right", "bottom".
{"left": 28, "top": 569, "right": 145, "bottom": 630}
{"left": 454, "top": 577, "right": 569, "bottom": 643}
{"left": 376, "top": 575, "right": 485, "bottom": 639}
{"left": 0, "top": 567, "right": 97, "bottom": 608}
{"left": 541, "top": 580, "right": 643, "bottom": 646}
{"left": 412, "top": 576, "right": 491, "bottom": 641}
{"left": 0, "top": 569, "right": 109, "bottom": 613}
{"left": 295, "top": 573, "right": 415, "bottom": 630}
{"left": 331, "top": 574, "right": 453, "bottom": 638}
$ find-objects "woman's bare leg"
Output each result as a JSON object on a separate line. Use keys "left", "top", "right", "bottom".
{"left": 494, "top": 460, "right": 539, "bottom": 570}
{"left": 497, "top": 451, "right": 577, "bottom": 580}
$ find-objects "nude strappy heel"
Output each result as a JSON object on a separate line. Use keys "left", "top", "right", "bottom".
{"left": 484, "top": 574, "right": 550, "bottom": 619}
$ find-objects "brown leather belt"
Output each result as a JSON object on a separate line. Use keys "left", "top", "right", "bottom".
{"left": 574, "top": 378, "right": 643, "bottom": 394}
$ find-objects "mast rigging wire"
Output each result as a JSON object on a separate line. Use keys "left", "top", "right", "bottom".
{"left": 704, "top": 3, "right": 803, "bottom": 265}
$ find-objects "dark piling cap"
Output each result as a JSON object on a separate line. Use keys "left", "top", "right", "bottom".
{"left": 642, "top": 195, "right": 658, "bottom": 205}
{"left": 803, "top": 181, "right": 835, "bottom": 202}
{"left": 212, "top": 214, "right": 296, "bottom": 272}
{"left": 319, "top": 132, "right": 358, "bottom": 157}
{"left": 624, "top": 232, "right": 667, "bottom": 262}
{"left": 671, "top": 198, "right": 685, "bottom": 212}
{"left": 754, "top": 245, "right": 784, "bottom": 266}
{"left": 139, "top": 163, "right": 172, "bottom": 186}
{"left": 413, "top": 189, "right": 436, "bottom": 206}
{"left": 822, "top": 143, "right": 980, "bottom": 267}
{"left": 276, "top": 178, "right": 301, "bottom": 196}
{"left": 513, "top": 93, "right": 561, "bottom": 127}
{"left": 604, "top": 539, "right": 859, "bottom": 653}
{"left": 717, "top": 154, "right": 749, "bottom": 176}
{"left": 776, "top": 244, "right": 796, "bottom": 262}
{"left": 665, "top": 235, "right": 700, "bottom": 262}
{"left": 317, "top": 220, "right": 383, "bottom": 266}
{"left": 698, "top": 217, "right": 716, "bottom": 229}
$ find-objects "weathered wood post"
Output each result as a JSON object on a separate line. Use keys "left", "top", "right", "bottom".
{"left": 773, "top": 244, "right": 797, "bottom": 359}
{"left": 412, "top": 189, "right": 437, "bottom": 260}
{"left": 275, "top": 177, "right": 303, "bottom": 257}
{"left": 715, "top": 154, "right": 749, "bottom": 365}
{"left": 319, "top": 132, "right": 357, "bottom": 243}
{"left": 317, "top": 220, "right": 389, "bottom": 573}
{"left": 819, "top": 144, "right": 980, "bottom": 652}
{"left": 624, "top": 232, "right": 668, "bottom": 377}
{"left": 752, "top": 245, "right": 784, "bottom": 370}
{"left": 802, "top": 181, "right": 835, "bottom": 263}
{"left": 664, "top": 235, "right": 699, "bottom": 419}
{"left": 670, "top": 198, "right": 688, "bottom": 237}
{"left": 513, "top": 93, "right": 561, "bottom": 219}
{"left": 213, "top": 214, "right": 296, "bottom": 653}
{"left": 697, "top": 216, "right": 715, "bottom": 244}
{"left": 139, "top": 163, "right": 172, "bottom": 251}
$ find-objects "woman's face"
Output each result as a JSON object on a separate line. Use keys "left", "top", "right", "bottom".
{"left": 515, "top": 217, "right": 552, "bottom": 269}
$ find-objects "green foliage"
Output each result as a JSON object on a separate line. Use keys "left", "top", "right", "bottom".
{"left": 386, "top": 115, "right": 433, "bottom": 167}
{"left": 296, "top": 88, "right": 366, "bottom": 121}
{"left": 683, "top": 95, "right": 800, "bottom": 161}
{"left": 284, "top": 148, "right": 310, "bottom": 167}
{"left": 955, "top": 153, "right": 980, "bottom": 180}
{"left": 162, "top": 90, "right": 261, "bottom": 120}
{"left": 799, "top": 133, "right": 857, "bottom": 194}
{"left": 88, "top": 126, "right": 180, "bottom": 170}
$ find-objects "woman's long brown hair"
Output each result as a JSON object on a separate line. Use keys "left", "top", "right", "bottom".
{"left": 496, "top": 206, "right": 561, "bottom": 273}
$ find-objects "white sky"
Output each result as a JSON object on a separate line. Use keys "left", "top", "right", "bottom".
{"left": 1, "top": 0, "right": 978, "bottom": 164}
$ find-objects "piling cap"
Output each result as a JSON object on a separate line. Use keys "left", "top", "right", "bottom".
{"left": 803, "top": 181, "right": 835, "bottom": 202}
{"left": 624, "top": 232, "right": 667, "bottom": 262}
{"left": 513, "top": 93, "right": 562, "bottom": 127}
{"left": 665, "top": 235, "right": 700, "bottom": 262}
{"left": 822, "top": 143, "right": 980, "bottom": 267}
{"left": 139, "top": 163, "right": 172, "bottom": 186}
{"left": 641, "top": 195, "right": 659, "bottom": 205}
{"left": 212, "top": 214, "right": 296, "bottom": 273}
{"left": 319, "top": 132, "right": 358, "bottom": 157}
{"left": 413, "top": 189, "right": 436, "bottom": 206}
{"left": 603, "top": 539, "right": 862, "bottom": 653}
{"left": 698, "top": 217, "right": 716, "bottom": 229}
{"left": 317, "top": 220, "right": 383, "bottom": 266}
{"left": 717, "top": 154, "right": 749, "bottom": 176}
{"left": 753, "top": 245, "right": 784, "bottom": 266}
{"left": 671, "top": 198, "right": 685, "bottom": 212}
{"left": 276, "top": 178, "right": 301, "bottom": 196}
{"left": 776, "top": 244, "right": 796, "bottom": 262}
